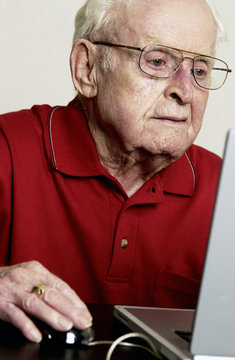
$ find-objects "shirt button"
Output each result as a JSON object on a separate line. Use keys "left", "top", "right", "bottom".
{"left": 121, "top": 239, "right": 128, "bottom": 248}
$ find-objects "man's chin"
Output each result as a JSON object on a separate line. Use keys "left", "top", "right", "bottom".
{"left": 146, "top": 143, "right": 188, "bottom": 161}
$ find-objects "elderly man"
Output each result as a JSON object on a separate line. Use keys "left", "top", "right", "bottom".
{"left": 0, "top": 0, "right": 231, "bottom": 343}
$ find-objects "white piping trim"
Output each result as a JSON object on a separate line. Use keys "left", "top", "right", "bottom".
{"left": 49, "top": 106, "right": 60, "bottom": 169}
{"left": 185, "top": 151, "right": 196, "bottom": 191}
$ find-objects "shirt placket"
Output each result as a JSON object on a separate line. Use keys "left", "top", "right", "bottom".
{"left": 107, "top": 202, "right": 138, "bottom": 282}
{"left": 106, "top": 178, "right": 164, "bottom": 283}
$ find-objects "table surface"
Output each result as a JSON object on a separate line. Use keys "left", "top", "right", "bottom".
{"left": 0, "top": 304, "right": 157, "bottom": 360}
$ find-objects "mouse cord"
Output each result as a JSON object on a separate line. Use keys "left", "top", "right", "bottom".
{"left": 88, "top": 332, "right": 164, "bottom": 360}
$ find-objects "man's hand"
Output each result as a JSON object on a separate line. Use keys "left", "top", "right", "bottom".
{"left": 0, "top": 261, "right": 92, "bottom": 342}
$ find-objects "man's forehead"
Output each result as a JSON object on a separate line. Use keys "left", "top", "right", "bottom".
{"left": 120, "top": 0, "right": 217, "bottom": 55}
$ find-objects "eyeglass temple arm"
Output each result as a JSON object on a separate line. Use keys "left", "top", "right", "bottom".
{"left": 93, "top": 41, "right": 142, "bottom": 52}
{"left": 213, "top": 67, "right": 232, "bottom": 73}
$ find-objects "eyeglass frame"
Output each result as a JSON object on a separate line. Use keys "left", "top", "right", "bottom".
{"left": 93, "top": 41, "right": 232, "bottom": 90}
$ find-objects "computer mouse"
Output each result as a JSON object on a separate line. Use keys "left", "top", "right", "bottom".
{"left": 32, "top": 318, "right": 95, "bottom": 347}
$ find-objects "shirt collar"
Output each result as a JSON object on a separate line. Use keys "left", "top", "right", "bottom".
{"left": 161, "top": 151, "right": 196, "bottom": 196}
{"left": 46, "top": 98, "right": 195, "bottom": 196}
{"left": 47, "top": 99, "right": 107, "bottom": 177}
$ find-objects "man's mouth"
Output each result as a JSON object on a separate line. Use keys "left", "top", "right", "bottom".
{"left": 154, "top": 116, "right": 187, "bottom": 124}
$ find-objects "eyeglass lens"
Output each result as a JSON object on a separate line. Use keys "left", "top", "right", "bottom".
{"left": 139, "top": 45, "right": 229, "bottom": 90}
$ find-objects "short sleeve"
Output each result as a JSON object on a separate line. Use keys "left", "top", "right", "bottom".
{"left": 0, "top": 128, "right": 13, "bottom": 265}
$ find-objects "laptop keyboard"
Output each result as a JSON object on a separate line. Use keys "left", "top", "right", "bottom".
{"left": 175, "top": 330, "right": 192, "bottom": 343}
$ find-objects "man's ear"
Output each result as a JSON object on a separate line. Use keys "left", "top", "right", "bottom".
{"left": 70, "top": 39, "right": 97, "bottom": 98}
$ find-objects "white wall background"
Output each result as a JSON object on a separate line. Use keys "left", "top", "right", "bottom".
{"left": 0, "top": 0, "right": 234, "bottom": 157}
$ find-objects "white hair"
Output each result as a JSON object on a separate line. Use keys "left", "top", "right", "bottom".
{"left": 73, "top": 0, "right": 132, "bottom": 43}
{"left": 73, "top": 0, "right": 226, "bottom": 45}
{"left": 204, "top": 0, "right": 226, "bottom": 44}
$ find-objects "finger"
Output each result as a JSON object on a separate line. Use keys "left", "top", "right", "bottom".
{"left": 16, "top": 290, "right": 74, "bottom": 331}
{"left": 0, "top": 301, "right": 42, "bottom": 343}
{"left": 41, "top": 287, "right": 92, "bottom": 329}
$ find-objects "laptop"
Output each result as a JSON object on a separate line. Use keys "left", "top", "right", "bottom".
{"left": 114, "top": 128, "right": 235, "bottom": 360}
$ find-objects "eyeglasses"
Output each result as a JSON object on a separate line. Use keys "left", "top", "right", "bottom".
{"left": 93, "top": 41, "right": 232, "bottom": 90}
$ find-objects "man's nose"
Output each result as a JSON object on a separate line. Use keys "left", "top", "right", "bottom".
{"left": 165, "top": 61, "right": 194, "bottom": 104}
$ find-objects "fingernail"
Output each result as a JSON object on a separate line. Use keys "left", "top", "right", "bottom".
{"left": 80, "top": 312, "right": 93, "bottom": 328}
{"left": 57, "top": 317, "right": 73, "bottom": 331}
{"left": 30, "top": 328, "right": 42, "bottom": 343}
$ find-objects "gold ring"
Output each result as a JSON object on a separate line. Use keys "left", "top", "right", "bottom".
{"left": 31, "top": 284, "right": 46, "bottom": 298}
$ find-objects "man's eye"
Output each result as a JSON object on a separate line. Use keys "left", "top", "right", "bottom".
{"left": 151, "top": 59, "right": 164, "bottom": 67}
{"left": 194, "top": 68, "right": 207, "bottom": 78}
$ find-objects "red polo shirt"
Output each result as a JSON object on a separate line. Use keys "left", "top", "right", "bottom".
{"left": 0, "top": 99, "right": 221, "bottom": 308}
